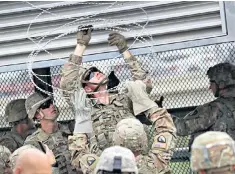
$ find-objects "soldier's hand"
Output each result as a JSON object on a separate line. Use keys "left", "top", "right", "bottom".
{"left": 77, "top": 25, "right": 93, "bottom": 46}
{"left": 108, "top": 32, "right": 128, "bottom": 53}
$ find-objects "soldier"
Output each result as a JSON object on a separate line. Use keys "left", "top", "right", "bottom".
{"left": 0, "top": 145, "right": 12, "bottom": 174}
{"left": 191, "top": 131, "right": 235, "bottom": 174}
{"left": 0, "top": 99, "right": 35, "bottom": 152}
{"left": 23, "top": 92, "right": 77, "bottom": 174}
{"left": 175, "top": 63, "right": 235, "bottom": 148}
{"left": 60, "top": 27, "right": 176, "bottom": 173}
{"left": 113, "top": 118, "right": 174, "bottom": 174}
{"left": 94, "top": 146, "right": 138, "bottom": 174}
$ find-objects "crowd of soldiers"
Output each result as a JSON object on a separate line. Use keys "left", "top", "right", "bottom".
{"left": 1, "top": 26, "right": 235, "bottom": 174}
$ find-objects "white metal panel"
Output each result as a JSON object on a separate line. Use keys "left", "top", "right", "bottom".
{"left": 0, "top": 1, "right": 226, "bottom": 66}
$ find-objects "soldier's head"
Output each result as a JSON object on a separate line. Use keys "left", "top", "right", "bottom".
{"left": 25, "top": 93, "right": 58, "bottom": 122}
{"left": 112, "top": 118, "right": 148, "bottom": 155}
{"left": 12, "top": 148, "right": 52, "bottom": 174}
{"left": 81, "top": 66, "right": 120, "bottom": 94}
{"left": 0, "top": 145, "right": 12, "bottom": 174}
{"left": 81, "top": 66, "right": 108, "bottom": 93}
{"left": 94, "top": 146, "right": 138, "bottom": 174}
{"left": 191, "top": 131, "right": 235, "bottom": 174}
{"left": 207, "top": 63, "right": 235, "bottom": 97}
{"left": 5, "top": 99, "right": 35, "bottom": 137}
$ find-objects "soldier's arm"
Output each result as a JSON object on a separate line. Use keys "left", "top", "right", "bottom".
{"left": 175, "top": 103, "right": 217, "bottom": 136}
{"left": 60, "top": 27, "right": 92, "bottom": 93}
{"left": 108, "top": 32, "right": 152, "bottom": 92}
{"left": 60, "top": 44, "right": 86, "bottom": 92}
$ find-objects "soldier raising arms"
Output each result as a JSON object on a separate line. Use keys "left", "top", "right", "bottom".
{"left": 60, "top": 27, "right": 177, "bottom": 173}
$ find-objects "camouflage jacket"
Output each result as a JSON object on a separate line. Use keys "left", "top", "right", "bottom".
{"left": 24, "top": 123, "right": 76, "bottom": 174}
{"left": 175, "top": 88, "right": 235, "bottom": 144}
{"left": 0, "top": 128, "right": 24, "bottom": 153}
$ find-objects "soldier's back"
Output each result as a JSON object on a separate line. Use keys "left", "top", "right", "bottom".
{"left": 0, "top": 131, "right": 24, "bottom": 152}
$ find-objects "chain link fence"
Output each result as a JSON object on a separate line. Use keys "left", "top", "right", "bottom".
{"left": 1, "top": 41, "right": 235, "bottom": 173}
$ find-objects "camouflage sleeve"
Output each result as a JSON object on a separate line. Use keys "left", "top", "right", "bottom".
{"left": 175, "top": 102, "right": 217, "bottom": 136}
{"left": 145, "top": 107, "right": 177, "bottom": 174}
{"left": 69, "top": 134, "right": 99, "bottom": 174}
{"left": 60, "top": 54, "right": 85, "bottom": 100}
{"left": 124, "top": 55, "right": 152, "bottom": 93}
{"left": 0, "top": 137, "right": 18, "bottom": 153}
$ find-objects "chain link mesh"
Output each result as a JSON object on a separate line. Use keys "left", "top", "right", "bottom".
{"left": 1, "top": 41, "right": 235, "bottom": 173}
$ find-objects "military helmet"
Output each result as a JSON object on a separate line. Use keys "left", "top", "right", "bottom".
{"left": 94, "top": 146, "right": 138, "bottom": 174}
{"left": 5, "top": 99, "right": 27, "bottom": 123}
{"left": 207, "top": 62, "right": 235, "bottom": 89}
{"left": 25, "top": 93, "right": 51, "bottom": 119}
{"left": 191, "top": 131, "right": 235, "bottom": 171}
{"left": 113, "top": 118, "right": 148, "bottom": 152}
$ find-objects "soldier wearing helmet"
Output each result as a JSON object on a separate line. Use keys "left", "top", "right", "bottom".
{"left": 113, "top": 118, "right": 172, "bottom": 174}
{"left": 191, "top": 131, "right": 235, "bottom": 174}
{"left": 94, "top": 146, "right": 138, "bottom": 174}
{"left": 0, "top": 99, "right": 35, "bottom": 152}
{"left": 0, "top": 145, "right": 12, "bottom": 174}
{"left": 23, "top": 92, "right": 77, "bottom": 174}
{"left": 175, "top": 62, "right": 235, "bottom": 149}
{"left": 60, "top": 27, "right": 176, "bottom": 174}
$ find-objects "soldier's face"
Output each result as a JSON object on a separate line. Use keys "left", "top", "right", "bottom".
{"left": 209, "top": 81, "right": 217, "bottom": 96}
{"left": 39, "top": 103, "right": 57, "bottom": 120}
{"left": 85, "top": 71, "right": 106, "bottom": 91}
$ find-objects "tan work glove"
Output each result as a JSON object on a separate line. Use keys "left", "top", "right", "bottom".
{"left": 77, "top": 26, "right": 92, "bottom": 46}
{"left": 70, "top": 88, "right": 93, "bottom": 134}
{"left": 125, "top": 80, "right": 158, "bottom": 115}
{"left": 108, "top": 32, "right": 128, "bottom": 53}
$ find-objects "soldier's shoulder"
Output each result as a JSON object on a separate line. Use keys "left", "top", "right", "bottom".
{"left": 0, "top": 133, "right": 21, "bottom": 152}
{"left": 24, "top": 129, "right": 41, "bottom": 142}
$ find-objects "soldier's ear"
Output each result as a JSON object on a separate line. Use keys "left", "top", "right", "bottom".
{"left": 84, "top": 86, "right": 92, "bottom": 93}
{"left": 35, "top": 110, "right": 43, "bottom": 120}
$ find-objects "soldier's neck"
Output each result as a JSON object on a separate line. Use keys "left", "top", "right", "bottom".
{"left": 94, "top": 87, "right": 109, "bottom": 105}
{"left": 40, "top": 120, "right": 58, "bottom": 134}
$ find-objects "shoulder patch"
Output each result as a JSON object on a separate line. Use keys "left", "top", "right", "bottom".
{"left": 157, "top": 135, "right": 166, "bottom": 143}
{"left": 87, "top": 156, "right": 96, "bottom": 166}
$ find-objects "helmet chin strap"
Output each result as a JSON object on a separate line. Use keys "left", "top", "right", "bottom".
{"left": 93, "top": 77, "right": 109, "bottom": 93}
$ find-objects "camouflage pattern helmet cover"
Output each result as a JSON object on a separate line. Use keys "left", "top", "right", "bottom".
{"left": 5, "top": 99, "right": 27, "bottom": 123}
{"left": 25, "top": 93, "right": 51, "bottom": 119}
{"left": 94, "top": 146, "right": 138, "bottom": 174}
{"left": 191, "top": 131, "right": 235, "bottom": 171}
{"left": 113, "top": 118, "right": 148, "bottom": 152}
{"left": 207, "top": 62, "right": 235, "bottom": 89}
{"left": 0, "top": 145, "right": 11, "bottom": 167}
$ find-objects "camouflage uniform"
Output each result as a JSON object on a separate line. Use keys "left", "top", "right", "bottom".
{"left": 175, "top": 63, "right": 235, "bottom": 147}
{"left": 23, "top": 93, "right": 76, "bottom": 174}
{"left": 94, "top": 146, "right": 138, "bottom": 174}
{"left": 0, "top": 145, "right": 12, "bottom": 174}
{"left": 0, "top": 99, "right": 35, "bottom": 152}
{"left": 191, "top": 131, "right": 235, "bottom": 173}
{"left": 60, "top": 30, "right": 176, "bottom": 174}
